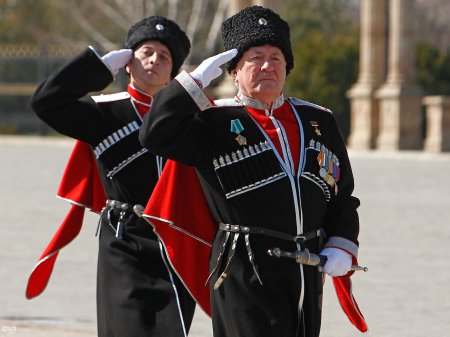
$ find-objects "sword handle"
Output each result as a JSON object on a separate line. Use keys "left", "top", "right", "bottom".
{"left": 319, "top": 254, "right": 368, "bottom": 272}
{"left": 317, "top": 254, "right": 327, "bottom": 272}
{"left": 318, "top": 254, "right": 327, "bottom": 267}
{"left": 268, "top": 248, "right": 368, "bottom": 272}
{"left": 350, "top": 265, "right": 369, "bottom": 272}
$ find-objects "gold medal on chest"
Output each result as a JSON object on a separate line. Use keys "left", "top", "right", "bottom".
{"left": 310, "top": 121, "right": 321, "bottom": 136}
{"left": 235, "top": 134, "right": 247, "bottom": 145}
{"left": 230, "top": 119, "right": 247, "bottom": 145}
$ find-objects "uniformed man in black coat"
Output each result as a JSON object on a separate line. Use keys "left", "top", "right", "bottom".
{"left": 139, "top": 6, "right": 362, "bottom": 337}
{"left": 30, "top": 16, "right": 195, "bottom": 337}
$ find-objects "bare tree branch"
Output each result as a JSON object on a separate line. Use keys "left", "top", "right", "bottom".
{"left": 89, "top": 0, "right": 130, "bottom": 31}
{"left": 204, "top": 0, "right": 229, "bottom": 55}
{"left": 40, "top": 0, "right": 228, "bottom": 60}
{"left": 146, "top": 0, "right": 166, "bottom": 16}
{"left": 184, "top": 0, "right": 207, "bottom": 63}
{"left": 58, "top": 2, "right": 117, "bottom": 50}
{"left": 186, "top": 0, "right": 206, "bottom": 39}
{"left": 167, "top": 0, "right": 179, "bottom": 20}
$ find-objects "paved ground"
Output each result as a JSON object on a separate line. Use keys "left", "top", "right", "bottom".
{"left": 1, "top": 135, "right": 450, "bottom": 337}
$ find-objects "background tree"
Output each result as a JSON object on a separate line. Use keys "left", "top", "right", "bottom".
{"left": 0, "top": 0, "right": 229, "bottom": 63}
{"left": 0, "top": 0, "right": 449, "bottom": 136}
{"left": 415, "top": 0, "right": 450, "bottom": 51}
{"left": 416, "top": 42, "right": 450, "bottom": 96}
{"left": 281, "top": 0, "right": 360, "bottom": 138}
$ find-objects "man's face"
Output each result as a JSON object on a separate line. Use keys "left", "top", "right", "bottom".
{"left": 231, "top": 45, "right": 286, "bottom": 106}
{"left": 125, "top": 40, "right": 173, "bottom": 95}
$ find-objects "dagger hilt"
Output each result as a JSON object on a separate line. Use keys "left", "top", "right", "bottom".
{"left": 267, "top": 247, "right": 368, "bottom": 272}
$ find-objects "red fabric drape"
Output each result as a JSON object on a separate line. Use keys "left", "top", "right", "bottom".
{"left": 26, "top": 141, "right": 106, "bottom": 299}
{"left": 142, "top": 160, "right": 216, "bottom": 316}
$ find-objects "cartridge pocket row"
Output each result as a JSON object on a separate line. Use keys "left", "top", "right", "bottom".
{"left": 213, "top": 141, "right": 286, "bottom": 198}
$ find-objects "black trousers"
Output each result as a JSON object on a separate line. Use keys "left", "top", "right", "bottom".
{"left": 209, "top": 231, "right": 323, "bottom": 337}
{"left": 96, "top": 210, "right": 196, "bottom": 337}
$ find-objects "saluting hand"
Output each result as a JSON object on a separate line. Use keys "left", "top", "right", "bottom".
{"left": 101, "top": 49, "right": 133, "bottom": 77}
{"left": 190, "top": 49, "right": 238, "bottom": 89}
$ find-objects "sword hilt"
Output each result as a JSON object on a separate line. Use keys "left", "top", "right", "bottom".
{"left": 267, "top": 248, "right": 368, "bottom": 272}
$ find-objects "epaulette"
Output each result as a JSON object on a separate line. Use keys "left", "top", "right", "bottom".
{"left": 213, "top": 98, "right": 242, "bottom": 108}
{"left": 91, "top": 92, "right": 130, "bottom": 103}
{"left": 288, "top": 97, "right": 332, "bottom": 113}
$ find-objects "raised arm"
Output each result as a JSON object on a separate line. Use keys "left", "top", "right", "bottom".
{"left": 139, "top": 49, "right": 237, "bottom": 165}
{"left": 30, "top": 47, "right": 131, "bottom": 141}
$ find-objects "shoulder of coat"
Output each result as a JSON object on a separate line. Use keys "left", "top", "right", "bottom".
{"left": 91, "top": 91, "right": 130, "bottom": 103}
{"left": 288, "top": 97, "right": 332, "bottom": 113}
{"left": 213, "top": 98, "right": 242, "bottom": 108}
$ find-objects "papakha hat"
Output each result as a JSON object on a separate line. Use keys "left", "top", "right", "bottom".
{"left": 221, "top": 6, "right": 294, "bottom": 75}
{"left": 124, "top": 16, "right": 191, "bottom": 78}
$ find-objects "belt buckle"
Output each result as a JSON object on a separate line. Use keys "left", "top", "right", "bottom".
{"left": 294, "top": 235, "right": 306, "bottom": 243}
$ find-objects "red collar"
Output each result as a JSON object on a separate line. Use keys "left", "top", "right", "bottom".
{"left": 128, "top": 84, "right": 152, "bottom": 117}
{"left": 245, "top": 101, "right": 300, "bottom": 173}
{"left": 128, "top": 84, "right": 152, "bottom": 104}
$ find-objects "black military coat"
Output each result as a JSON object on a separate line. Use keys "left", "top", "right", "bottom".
{"left": 141, "top": 71, "right": 359, "bottom": 247}
{"left": 31, "top": 48, "right": 162, "bottom": 206}
{"left": 140, "top": 71, "right": 360, "bottom": 337}
{"left": 30, "top": 49, "right": 198, "bottom": 337}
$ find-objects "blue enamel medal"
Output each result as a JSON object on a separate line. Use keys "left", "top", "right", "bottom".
{"left": 230, "top": 119, "right": 247, "bottom": 145}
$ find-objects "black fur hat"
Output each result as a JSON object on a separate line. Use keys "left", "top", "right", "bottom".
{"left": 124, "top": 16, "right": 191, "bottom": 78}
{"left": 221, "top": 6, "right": 294, "bottom": 75}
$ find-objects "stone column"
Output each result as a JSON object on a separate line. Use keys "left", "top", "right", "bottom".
{"left": 375, "top": 0, "right": 423, "bottom": 150}
{"left": 347, "top": 0, "right": 387, "bottom": 149}
{"left": 423, "top": 96, "right": 450, "bottom": 152}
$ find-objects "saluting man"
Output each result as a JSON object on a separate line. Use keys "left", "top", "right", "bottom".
{"left": 30, "top": 16, "right": 195, "bottom": 337}
{"left": 140, "top": 6, "right": 366, "bottom": 337}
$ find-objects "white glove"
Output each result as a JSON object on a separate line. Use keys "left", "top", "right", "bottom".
{"left": 189, "top": 49, "right": 238, "bottom": 88}
{"left": 101, "top": 49, "right": 133, "bottom": 76}
{"left": 320, "top": 247, "right": 352, "bottom": 277}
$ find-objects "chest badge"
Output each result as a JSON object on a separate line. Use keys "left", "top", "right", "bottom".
{"left": 230, "top": 119, "right": 247, "bottom": 145}
{"left": 310, "top": 121, "right": 321, "bottom": 136}
{"left": 317, "top": 147, "right": 340, "bottom": 195}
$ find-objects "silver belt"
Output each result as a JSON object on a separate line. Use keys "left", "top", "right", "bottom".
{"left": 96, "top": 199, "right": 144, "bottom": 239}
{"left": 209, "top": 225, "right": 326, "bottom": 289}
{"left": 105, "top": 199, "right": 144, "bottom": 216}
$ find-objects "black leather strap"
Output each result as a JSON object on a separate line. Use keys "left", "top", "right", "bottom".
{"left": 218, "top": 223, "right": 325, "bottom": 244}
